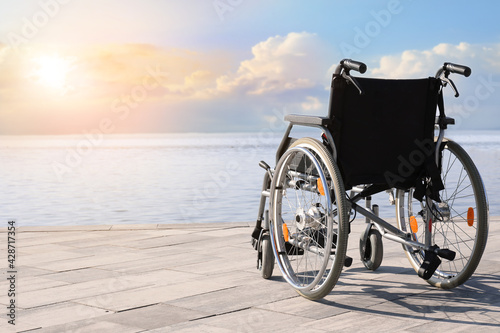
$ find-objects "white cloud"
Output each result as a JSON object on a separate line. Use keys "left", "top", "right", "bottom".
{"left": 371, "top": 42, "right": 500, "bottom": 78}
{"left": 301, "top": 96, "right": 322, "bottom": 111}
{"left": 216, "top": 32, "right": 333, "bottom": 95}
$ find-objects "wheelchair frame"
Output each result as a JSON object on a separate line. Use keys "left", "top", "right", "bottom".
{"left": 252, "top": 59, "right": 489, "bottom": 300}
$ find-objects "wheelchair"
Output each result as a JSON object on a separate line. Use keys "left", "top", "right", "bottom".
{"left": 251, "top": 59, "right": 489, "bottom": 300}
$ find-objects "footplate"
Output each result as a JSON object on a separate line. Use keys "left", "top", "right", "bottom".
{"left": 418, "top": 246, "right": 441, "bottom": 280}
{"left": 418, "top": 245, "right": 456, "bottom": 280}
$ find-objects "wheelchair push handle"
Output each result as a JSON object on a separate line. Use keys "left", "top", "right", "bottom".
{"left": 340, "top": 59, "right": 367, "bottom": 74}
{"left": 332, "top": 59, "right": 367, "bottom": 95}
{"left": 444, "top": 62, "right": 471, "bottom": 77}
{"left": 435, "top": 62, "right": 472, "bottom": 98}
{"left": 436, "top": 62, "right": 472, "bottom": 78}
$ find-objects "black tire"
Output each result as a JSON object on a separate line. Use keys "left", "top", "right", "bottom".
{"left": 270, "top": 138, "right": 349, "bottom": 300}
{"left": 359, "top": 228, "right": 383, "bottom": 271}
{"left": 396, "top": 139, "right": 488, "bottom": 289}
{"left": 261, "top": 234, "right": 274, "bottom": 279}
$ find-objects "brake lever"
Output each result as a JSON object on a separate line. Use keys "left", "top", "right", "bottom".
{"left": 440, "top": 73, "right": 459, "bottom": 97}
{"left": 342, "top": 71, "right": 364, "bottom": 95}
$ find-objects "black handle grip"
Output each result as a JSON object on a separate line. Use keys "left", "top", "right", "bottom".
{"left": 444, "top": 63, "right": 471, "bottom": 77}
{"left": 341, "top": 59, "right": 367, "bottom": 74}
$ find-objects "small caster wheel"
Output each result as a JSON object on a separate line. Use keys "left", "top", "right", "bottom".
{"left": 261, "top": 234, "right": 274, "bottom": 279}
{"left": 359, "top": 228, "right": 383, "bottom": 271}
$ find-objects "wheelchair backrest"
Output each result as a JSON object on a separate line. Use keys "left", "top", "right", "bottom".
{"left": 330, "top": 75, "right": 441, "bottom": 190}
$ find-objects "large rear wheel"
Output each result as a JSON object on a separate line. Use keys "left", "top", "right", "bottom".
{"left": 396, "top": 139, "right": 488, "bottom": 288}
{"left": 270, "top": 138, "right": 349, "bottom": 300}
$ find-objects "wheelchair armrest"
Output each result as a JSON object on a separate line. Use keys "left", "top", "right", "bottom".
{"left": 284, "top": 114, "right": 331, "bottom": 127}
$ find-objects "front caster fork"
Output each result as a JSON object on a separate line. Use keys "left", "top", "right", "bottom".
{"left": 359, "top": 197, "right": 384, "bottom": 271}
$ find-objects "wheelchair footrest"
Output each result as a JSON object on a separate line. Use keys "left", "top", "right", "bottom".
{"left": 418, "top": 245, "right": 442, "bottom": 280}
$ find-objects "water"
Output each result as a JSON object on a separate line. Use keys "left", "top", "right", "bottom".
{"left": 1, "top": 130, "right": 499, "bottom": 226}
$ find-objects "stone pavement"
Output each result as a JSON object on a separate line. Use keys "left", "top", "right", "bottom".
{"left": 0, "top": 217, "right": 499, "bottom": 332}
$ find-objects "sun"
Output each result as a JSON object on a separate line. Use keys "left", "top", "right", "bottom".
{"left": 31, "top": 54, "right": 74, "bottom": 91}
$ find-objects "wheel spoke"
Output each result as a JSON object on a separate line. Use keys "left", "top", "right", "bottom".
{"left": 395, "top": 140, "right": 487, "bottom": 289}
{"left": 270, "top": 138, "right": 347, "bottom": 299}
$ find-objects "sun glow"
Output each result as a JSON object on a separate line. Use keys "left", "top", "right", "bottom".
{"left": 30, "top": 54, "right": 74, "bottom": 91}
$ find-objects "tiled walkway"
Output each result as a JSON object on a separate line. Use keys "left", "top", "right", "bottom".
{"left": 1, "top": 218, "right": 499, "bottom": 332}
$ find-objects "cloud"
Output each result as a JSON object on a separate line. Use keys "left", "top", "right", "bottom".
{"left": 3, "top": 38, "right": 497, "bottom": 134}
{"left": 371, "top": 42, "right": 500, "bottom": 78}
{"left": 301, "top": 96, "right": 323, "bottom": 111}
{"left": 0, "top": 43, "right": 8, "bottom": 64}
{"left": 216, "top": 32, "right": 333, "bottom": 95}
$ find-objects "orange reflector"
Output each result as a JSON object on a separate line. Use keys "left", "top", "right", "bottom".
{"left": 410, "top": 216, "right": 418, "bottom": 233}
{"left": 467, "top": 207, "right": 474, "bottom": 227}
{"left": 317, "top": 178, "right": 325, "bottom": 196}
{"left": 283, "top": 223, "right": 289, "bottom": 242}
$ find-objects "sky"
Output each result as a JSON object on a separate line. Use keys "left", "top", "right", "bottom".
{"left": 0, "top": 0, "right": 499, "bottom": 135}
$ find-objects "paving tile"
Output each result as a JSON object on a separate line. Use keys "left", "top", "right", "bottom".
{"left": 196, "top": 226, "right": 253, "bottom": 238}
{"left": 407, "top": 312, "right": 500, "bottom": 332}
{"left": 96, "top": 252, "right": 214, "bottom": 274}
{"left": 110, "top": 224, "right": 159, "bottom": 230}
{"left": 305, "top": 309, "right": 426, "bottom": 332}
{"left": 354, "top": 290, "right": 471, "bottom": 322}
{"left": 41, "top": 268, "right": 129, "bottom": 284}
{"left": 16, "top": 231, "right": 109, "bottom": 247}
{"left": 61, "top": 244, "right": 134, "bottom": 256}
{"left": 37, "top": 251, "right": 147, "bottom": 272}
{"left": 18, "top": 276, "right": 149, "bottom": 309}
{"left": 10, "top": 266, "right": 56, "bottom": 278}
{"left": 475, "top": 258, "right": 500, "bottom": 275}
{"left": 26, "top": 319, "right": 142, "bottom": 333}
{"left": 100, "top": 304, "right": 208, "bottom": 330}
{"left": 54, "top": 233, "right": 162, "bottom": 248}
{"left": 17, "top": 243, "right": 79, "bottom": 255}
{"left": 18, "top": 250, "right": 92, "bottom": 266}
{"left": 192, "top": 307, "right": 314, "bottom": 332}
{"left": 134, "top": 228, "right": 199, "bottom": 236}
{"left": 17, "top": 225, "right": 113, "bottom": 232}
{"left": 143, "top": 323, "right": 234, "bottom": 333}
{"left": 195, "top": 270, "right": 262, "bottom": 289}
{"left": 256, "top": 295, "right": 350, "bottom": 320}
{"left": 192, "top": 244, "right": 255, "bottom": 262}
{"left": 75, "top": 280, "right": 227, "bottom": 312}
{"left": 137, "top": 243, "right": 201, "bottom": 257}
{"left": 172, "top": 256, "right": 255, "bottom": 276}
{"left": 121, "top": 269, "right": 201, "bottom": 286}
{"left": 0, "top": 302, "right": 111, "bottom": 332}
{"left": 167, "top": 281, "right": 296, "bottom": 316}
{"left": 157, "top": 222, "right": 250, "bottom": 229}
{"left": 122, "top": 233, "right": 210, "bottom": 249}
{"left": 0, "top": 275, "right": 69, "bottom": 293}
{"left": 2, "top": 219, "right": 497, "bottom": 331}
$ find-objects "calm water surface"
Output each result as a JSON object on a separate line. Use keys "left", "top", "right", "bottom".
{"left": 1, "top": 130, "right": 499, "bottom": 226}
